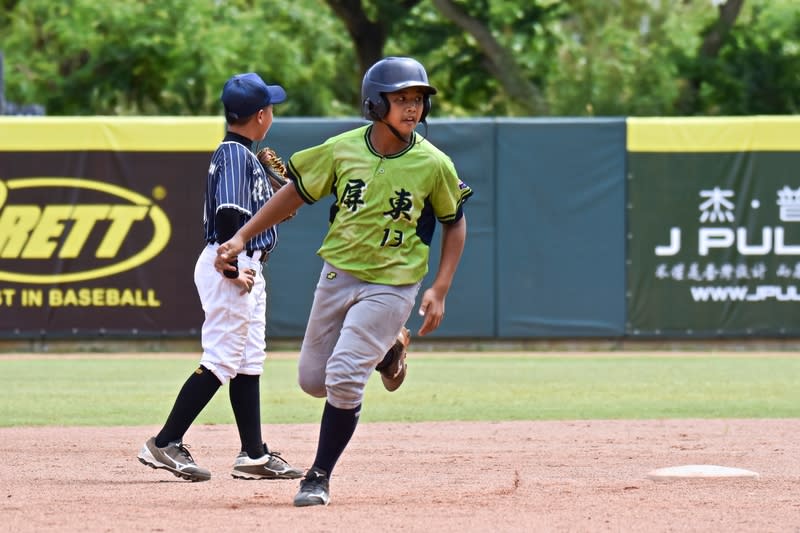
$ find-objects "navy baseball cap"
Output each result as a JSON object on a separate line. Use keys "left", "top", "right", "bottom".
{"left": 221, "top": 72, "right": 287, "bottom": 119}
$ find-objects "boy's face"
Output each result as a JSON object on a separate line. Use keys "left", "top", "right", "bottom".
{"left": 384, "top": 87, "right": 426, "bottom": 136}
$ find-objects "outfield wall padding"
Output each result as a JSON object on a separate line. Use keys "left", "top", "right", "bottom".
{"left": 1, "top": 116, "right": 798, "bottom": 340}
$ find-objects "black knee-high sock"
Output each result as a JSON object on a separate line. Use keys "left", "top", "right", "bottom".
{"left": 229, "top": 373, "right": 265, "bottom": 458}
{"left": 155, "top": 365, "right": 221, "bottom": 447}
{"left": 312, "top": 401, "right": 360, "bottom": 477}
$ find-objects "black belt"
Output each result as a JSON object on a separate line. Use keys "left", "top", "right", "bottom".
{"left": 246, "top": 249, "right": 269, "bottom": 263}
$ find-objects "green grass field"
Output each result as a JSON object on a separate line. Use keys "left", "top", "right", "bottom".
{"left": 1, "top": 354, "right": 798, "bottom": 427}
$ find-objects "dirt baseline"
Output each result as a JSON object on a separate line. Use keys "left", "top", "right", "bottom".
{"left": 1, "top": 419, "right": 799, "bottom": 533}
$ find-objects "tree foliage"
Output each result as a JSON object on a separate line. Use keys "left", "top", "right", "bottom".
{"left": 0, "top": 0, "right": 797, "bottom": 117}
{"left": 1, "top": 0, "right": 355, "bottom": 116}
{"left": 693, "top": 0, "right": 800, "bottom": 114}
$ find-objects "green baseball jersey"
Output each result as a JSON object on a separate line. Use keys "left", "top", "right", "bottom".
{"left": 288, "top": 124, "right": 473, "bottom": 285}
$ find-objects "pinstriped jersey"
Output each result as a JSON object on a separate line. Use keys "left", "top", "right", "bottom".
{"left": 203, "top": 134, "right": 277, "bottom": 252}
{"left": 287, "top": 124, "right": 472, "bottom": 285}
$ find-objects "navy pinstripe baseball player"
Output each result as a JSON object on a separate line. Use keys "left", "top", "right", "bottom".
{"left": 215, "top": 57, "right": 472, "bottom": 506}
{"left": 138, "top": 72, "right": 302, "bottom": 482}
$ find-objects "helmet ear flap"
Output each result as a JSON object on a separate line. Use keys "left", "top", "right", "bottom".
{"left": 420, "top": 94, "right": 432, "bottom": 122}
{"left": 362, "top": 94, "right": 389, "bottom": 120}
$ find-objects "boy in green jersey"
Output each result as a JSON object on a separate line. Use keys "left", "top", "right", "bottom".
{"left": 215, "top": 57, "right": 472, "bottom": 507}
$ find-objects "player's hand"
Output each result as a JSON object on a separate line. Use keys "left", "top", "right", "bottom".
{"left": 235, "top": 268, "right": 257, "bottom": 295}
{"left": 417, "top": 287, "right": 445, "bottom": 336}
{"left": 215, "top": 235, "right": 245, "bottom": 273}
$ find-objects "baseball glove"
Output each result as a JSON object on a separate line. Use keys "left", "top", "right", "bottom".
{"left": 376, "top": 326, "right": 410, "bottom": 392}
{"left": 256, "top": 146, "right": 296, "bottom": 221}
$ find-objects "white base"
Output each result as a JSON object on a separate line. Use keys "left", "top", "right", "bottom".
{"left": 647, "top": 464, "right": 760, "bottom": 480}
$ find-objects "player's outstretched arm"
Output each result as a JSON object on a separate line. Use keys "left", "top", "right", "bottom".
{"left": 215, "top": 185, "right": 304, "bottom": 273}
{"left": 417, "top": 216, "right": 467, "bottom": 336}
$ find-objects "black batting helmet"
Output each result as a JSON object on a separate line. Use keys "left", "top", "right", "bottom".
{"left": 361, "top": 57, "right": 437, "bottom": 122}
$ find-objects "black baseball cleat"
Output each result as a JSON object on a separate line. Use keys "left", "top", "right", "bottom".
{"left": 376, "top": 327, "right": 410, "bottom": 392}
{"left": 293, "top": 467, "right": 330, "bottom": 507}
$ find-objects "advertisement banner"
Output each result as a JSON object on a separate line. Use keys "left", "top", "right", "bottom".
{"left": 0, "top": 117, "right": 222, "bottom": 338}
{"left": 627, "top": 117, "right": 800, "bottom": 336}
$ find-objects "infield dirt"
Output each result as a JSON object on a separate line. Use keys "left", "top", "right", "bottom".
{"left": 1, "top": 419, "right": 799, "bottom": 532}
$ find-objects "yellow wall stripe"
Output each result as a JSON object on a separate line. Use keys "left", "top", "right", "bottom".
{"left": 627, "top": 116, "right": 800, "bottom": 152}
{"left": 0, "top": 117, "right": 224, "bottom": 152}
{"left": 5, "top": 116, "right": 798, "bottom": 153}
